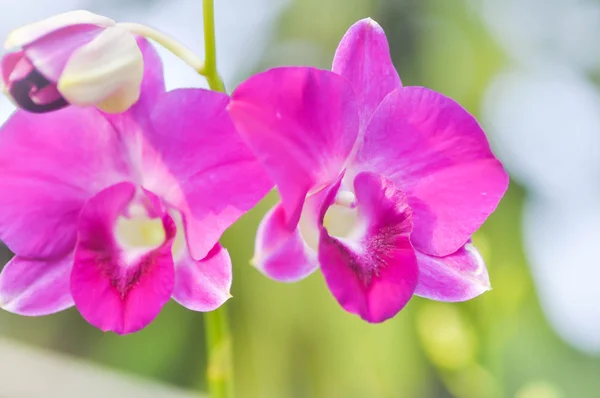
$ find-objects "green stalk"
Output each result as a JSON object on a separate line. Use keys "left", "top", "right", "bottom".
{"left": 201, "top": 5, "right": 231, "bottom": 398}
{"left": 118, "top": 22, "right": 205, "bottom": 73}
{"left": 204, "top": 307, "right": 233, "bottom": 398}
{"left": 202, "top": 0, "right": 226, "bottom": 93}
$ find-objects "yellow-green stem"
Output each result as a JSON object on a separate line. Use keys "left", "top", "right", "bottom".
{"left": 202, "top": 0, "right": 226, "bottom": 92}
{"left": 201, "top": 4, "right": 230, "bottom": 398}
{"left": 118, "top": 22, "right": 205, "bottom": 74}
{"left": 204, "top": 307, "right": 233, "bottom": 398}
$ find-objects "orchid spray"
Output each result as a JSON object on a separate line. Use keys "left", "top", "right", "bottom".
{"left": 0, "top": 2, "right": 508, "bottom": 398}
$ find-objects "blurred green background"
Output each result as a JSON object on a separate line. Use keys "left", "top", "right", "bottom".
{"left": 1, "top": 0, "right": 598, "bottom": 397}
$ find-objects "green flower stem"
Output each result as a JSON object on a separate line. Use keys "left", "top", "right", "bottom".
{"left": 204, "top": 307, "right": 233, "bottom": 398}
{"left": 118, "top": 22, "right": 205, "bottom": 73}
{"left": 201, "top": 0, "right": 226, "bottom": 92}
{"left": 127, "top": 5, "right": 231, "bottom": 397}
{"left": 120, "top": 0, "right": 226, "bottom": 92}
{"left": 202, "top": 3, "right": 231, "bottom": 398}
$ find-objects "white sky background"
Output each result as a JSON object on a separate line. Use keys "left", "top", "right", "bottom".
{"left": 0, "top": 0, "right": 289, "bottom": 123}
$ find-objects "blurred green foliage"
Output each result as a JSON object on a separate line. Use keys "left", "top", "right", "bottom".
{"left": 2, "top": 0, "right": 600, "bottom": 397}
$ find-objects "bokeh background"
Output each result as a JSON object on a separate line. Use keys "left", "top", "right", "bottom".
{"left": 1, "top": 0, "right": 599, "bottom": 397}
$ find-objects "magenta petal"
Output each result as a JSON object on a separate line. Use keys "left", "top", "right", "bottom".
{"left": 354, "top": 87, "right": 509, "bottom": 256}
{"left": 0, "top": 254, "right": 74, "bottom": 315}
{"left": 253, "top": 204, "right": 318, "bottom": 282}
{"left": 1, "top": 51, "right": 24, "bottom": 85}
{"left": 131, "top": 37, "right": 165, "bottom": 113}
{"left": 253, "top": 182, "right": 329, "bottom": 282}
{"left": 0, "top": 107, "right": 132, "bottom": 258}
{"left": 24, "top": 24, "right": 103, "bottom": 81}
{"left": 414, "top": 242, "right": 490, "bottom": 302}
{"left": 147, "top": 88, "right": 273, "bottom": 260}
{"left": 172, "top": 244, "right": 232, "bottom": 311}
{"left": 229, "top": 67, "right": 359, "bottom": 227}
{"left": 71, "top": 183, "right": 176, "bottom": 335}
{"left": 332, "top": 18, "right": 401, "bottom": 130}
{"left": 318, "top": 172, "right": 418, "bottom": 323}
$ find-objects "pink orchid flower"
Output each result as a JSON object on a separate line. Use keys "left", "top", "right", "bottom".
{"left": 1, "top": 11, "right": 144, "bottom": 114}
{"left": 0, "top": 39, "right": 272, "bottom": 334}
{"left": 228, "top": 18, "right": 509, "bottom": 322}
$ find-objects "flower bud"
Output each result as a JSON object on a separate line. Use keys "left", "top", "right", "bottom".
{"left": 1, "top": 10, "right": 144, "bottom": 113}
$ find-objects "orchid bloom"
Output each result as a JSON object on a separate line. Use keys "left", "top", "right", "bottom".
{"left": 1, "top": 10, "right": 145, "bottom": 114}
{"left": 228, "top": 18, "right": 509, "bottom": 322}
{"left": 0, "top": 39, "right": 272, "bottom": 334}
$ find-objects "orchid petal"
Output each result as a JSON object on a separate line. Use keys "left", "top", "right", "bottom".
{"left": 57, "top": 26, "right": 144, "bottom": 113}
{"left": 414, "top": 242, "right": 490, "bottom": 302}
{"left": 147, "top": 88, "right": 272, "bottom": 260}
{"left": 253, "top": 204, "right": 318, "bottom": 282}
{"left": 252, "top": 185, "right": 328, "bottom": 282}
{"left": 228, "top": 67, "right": 359, "bottom": 228}
{"left": 332, "top": 18, "right": 401, "bottom": 130}
{"left": 0, "top": 107, "right": 132, "bottom": 258}
{"left": 318, "top": 172, "right": 418, "bottom": 323}
{"left": 1, "top": 51, "right": 24, "bottom": 85}
{"left": 132, "top": 37, "right": 165, "bottom": 113}
{"left": 353, "top": 87, "right": 509, "bottom": 256}
{"left": 71, "top": 182, "right": 176, "bottom": 335}
{"left": 23, "top": 24, "right": 104, "bottom": 82}
{"left": 5, "top": 10, "right": 114, "bottom": 50}
{"left": 172, "top": 244, "right": 232, "bottom": 312}
{"left": 0, "top": 254, "right": 74, "bottom": 316}
{"left": 96, "top": 37, "right": 164, "bottom": 120}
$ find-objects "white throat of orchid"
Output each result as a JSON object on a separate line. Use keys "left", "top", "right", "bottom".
{"left": 114, "top": 203, "right": 186, "bottom": 262}
{"left": 300, "top": 187, "right": 361, "bottom": 252}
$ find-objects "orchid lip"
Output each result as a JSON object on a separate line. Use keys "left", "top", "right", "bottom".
{"left": 317, "top": 172, "right": 418, "bottom": 322}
